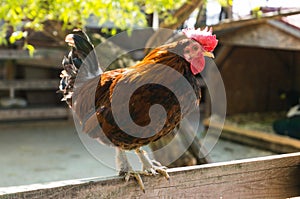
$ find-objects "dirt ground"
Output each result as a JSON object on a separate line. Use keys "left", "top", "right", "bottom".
{"left": 0, "top": 120, "right": 274, "bottom": 188}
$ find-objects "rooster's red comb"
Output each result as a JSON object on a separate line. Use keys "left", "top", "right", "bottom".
{"left": 182, "top": 27, "right": 218, "bottom": 52}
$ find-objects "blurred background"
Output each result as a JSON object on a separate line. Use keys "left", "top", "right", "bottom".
{"left": 0, "top": 0, "right": 299, "bottom": 188}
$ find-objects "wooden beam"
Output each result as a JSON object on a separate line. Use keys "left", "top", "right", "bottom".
{"left": 267, "top": 19, "right": 300, "bottom": 39}
{"left": 0, "top": 79, "right": 59, "bottom": 90}
{"left": 219, "top": 23, "right": 300, "bottom": 50}
{"left": 0, "top": 49, "right": 31, "bottom": 59}
{"left": 1, "top": 152, "right": 300, "bottom": 198}
{"left": 212, "top": 9, "right": 300, "bottom": 32}
{"left": 0, "top": 107, "right": 69, "bottom": 121}
{"left": 203, "top": 118, "right": 300, "bottom": 153}
{"left": 0, "top": 48, "right": 65, "bottom": 68}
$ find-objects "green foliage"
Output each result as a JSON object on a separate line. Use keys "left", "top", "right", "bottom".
{"left": 0, "top": 0, "right": 186, "bottom": 45}
{"left": 217, "top": 0, "right": 232, "bottom": 7}
{"left": 9, "top": 31, "right": 25, "bottom": 44}
{"left": 142, "top": 0, "right": 186, "bottom": 14}
{"left": 24, "top": 43, "right": 35, "bottom": 56}
{"left": 252, "top": 6, "right": 263, "bottom": 18}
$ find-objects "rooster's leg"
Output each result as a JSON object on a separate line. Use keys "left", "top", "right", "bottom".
{"left": 135, "top": 148, "right": 170, "bottom": 180}
{"left": 116, "top": 148, "right": 145, "bottom": 192}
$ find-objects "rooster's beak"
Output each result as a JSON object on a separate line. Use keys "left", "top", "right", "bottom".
{"left": 202, "top": 51, "right": 215, "bottom": 58}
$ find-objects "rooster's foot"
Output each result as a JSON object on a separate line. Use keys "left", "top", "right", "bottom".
{"left": 135, "top": 148, "right": 170, "bottom": 180}
{"left": 116, "top": 148, "right": 146, "bottom": 192}
{"left": 119, "top": 170, "right": 145, "bottom": 192}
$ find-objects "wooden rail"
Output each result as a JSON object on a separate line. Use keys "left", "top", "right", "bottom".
{"left": 1, "top": 152, "right": 300, "bottom": 198}
{"left": 203, "top": 118, "right": 300, "bottom": 154}
{"left": 0, "top": 107, "right": 69, "bottom": 121}
{"left": 212, "top": 9, "right": 300, "bottom": 32}
{"left": 0, "top": 48, "right": 65, "bottom": 68}
{"left": 0, "top": 79, "right": 59, "bottom": 90}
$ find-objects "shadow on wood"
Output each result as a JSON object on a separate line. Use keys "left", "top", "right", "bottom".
{"left": 1, "top": 152, "right": 300, "bottom": 198}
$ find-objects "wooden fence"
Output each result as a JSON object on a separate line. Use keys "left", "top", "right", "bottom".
{"left": 1, "top": 152, "right": 300, "bottom": 198}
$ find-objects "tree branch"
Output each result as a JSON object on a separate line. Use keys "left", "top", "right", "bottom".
{"left": 146, "top": 0, "right": 204, "bottom": 49}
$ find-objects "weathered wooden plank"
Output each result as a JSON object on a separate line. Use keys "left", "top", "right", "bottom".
{"left": 212, "top": 9, "right": 300, "bottom": 32}
{"left": 0, "top": 48, "right": 64, "bottom": 59}
{"left": 268, "top": 19, "right": 300, "bottom": 40}
{"left": 0, "top": 152, "right": 300, "bottom": 198}
{"left": 219, "top": 23, "right": 300, "bottom": 50}
{"left": 0, "top": 107, "right": 69, "bottom": 121}
{"left": 0, "top": 49, "right": 31, "bottom": 59}
{"left": 0, "top": 79, "right": 59, "bottom": 90}
{"left": 203, "top": 118, "right": 300, "bottom": 153}
{"left": 0, "top": 49, "right": 65, "bottom": 68}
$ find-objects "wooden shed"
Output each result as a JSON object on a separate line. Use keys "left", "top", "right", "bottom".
{"left": 0, "top": 23, "right": 69, "bottom": 121}
{"left": 202, "top": 10, "right": 300, "bottom": 165}
{"left": 212, "top": 11, "right": 300, "bottom": 115}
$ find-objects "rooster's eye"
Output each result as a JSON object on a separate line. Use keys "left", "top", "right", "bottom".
{"left": 192, "top": 44, "right": 199, "bottom": 51}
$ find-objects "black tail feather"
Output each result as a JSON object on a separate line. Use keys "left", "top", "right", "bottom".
{"left": 58, "top": 29, "right": 101, "bottom": 106}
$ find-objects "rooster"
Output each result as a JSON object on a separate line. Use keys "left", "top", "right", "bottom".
{"left": 59, "top": 27, "right": 218, "bottom": 191}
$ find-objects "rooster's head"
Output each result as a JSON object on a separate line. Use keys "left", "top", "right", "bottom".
{"left": 182, "top": 27, "right": 218, "bottom": 75}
